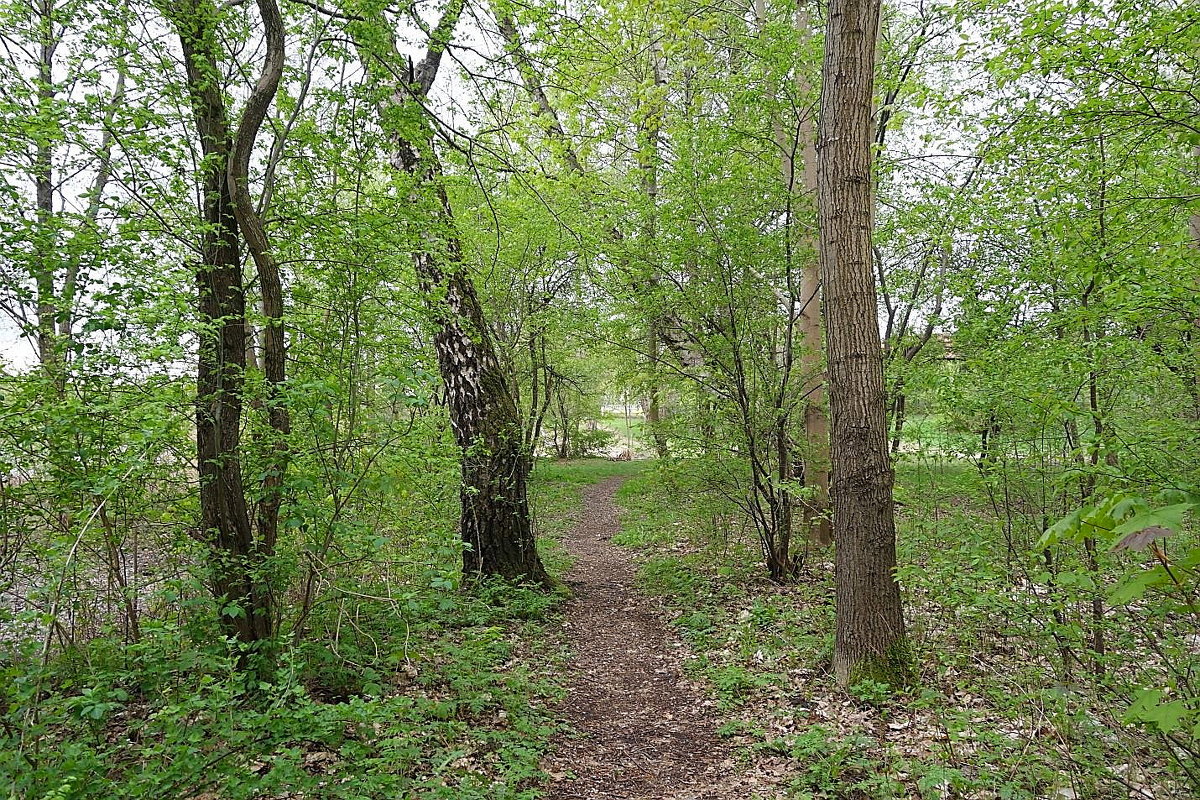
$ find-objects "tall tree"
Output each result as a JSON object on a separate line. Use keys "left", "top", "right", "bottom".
{"left": 349, "top": 1, "right": 550, "bottom": 586}
{"left": 818, "top": 0, "right": 911, "bottom": 685}
{"left": 755, "top": 0, "right": 832, "bottom": 546}
{"left": 1, "top": 0, "right": 124, "bottom": 376}
{"left": 163, "top": 0, "right": 288, "bottom": 648}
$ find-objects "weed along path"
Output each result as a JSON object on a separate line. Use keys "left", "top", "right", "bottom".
{"left": 542, "top": 475, "right": 773, "bottom": 800}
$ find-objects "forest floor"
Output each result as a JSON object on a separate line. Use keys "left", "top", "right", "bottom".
{"left": 540, "top": 475, "right": 786, "bottom": 800}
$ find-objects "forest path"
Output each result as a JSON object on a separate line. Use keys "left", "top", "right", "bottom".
{"left": 541, "top": 475, "right": 768, "bottom": 800}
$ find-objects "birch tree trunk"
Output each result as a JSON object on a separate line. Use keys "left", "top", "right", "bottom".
{"left": 353, "top": 5, "right": 550, "bottom": 586}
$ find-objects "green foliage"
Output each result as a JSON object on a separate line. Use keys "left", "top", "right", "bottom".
{"left": 615, "top": 457, "right": 1195, "bottom": 795}
{"left": 757, "top": 727, "right": 906, "bottom": 799}
{"left": 1, "top": 580, "right": 565, "bottom": 798}
{"left": 847, "top": 678, "right": 894, "bottom": 708}
{"left": 570, "top": 427, "right": 618, "bottom": 458}
{"left": 0, "top": 0, "right": 1196, "bottom": 793}
{"left": 1042, "top": 490, "right": 1200, "bottom": 769}
{"left": 638, "top": 557, "right": 705, "bottom": 602}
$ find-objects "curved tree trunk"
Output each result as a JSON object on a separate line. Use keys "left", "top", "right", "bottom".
{"left": 167, "top": 0, "right": 287, "bottom": 648}
{"left": 228, "top": 0, "right": 290, "bottom": 565}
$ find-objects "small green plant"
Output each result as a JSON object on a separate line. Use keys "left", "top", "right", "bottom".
{"left": 848, "top": 677, "right": 895, "bottom": 708}
{"left": 707, "top": 664, "right": 776, "bottom": 707}
{"left": 756, "top": 727, "right": 899, "bottom": 797}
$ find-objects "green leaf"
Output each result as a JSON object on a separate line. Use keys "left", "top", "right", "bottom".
{"left": 1111, "top": 503, "right": 1192, "bottom": 539}
{"left": 1125, "top": 689, "right": 1190, "bottom": 733}
{"left": 1108, "top": 567, "right": 1169, "bottom": 605}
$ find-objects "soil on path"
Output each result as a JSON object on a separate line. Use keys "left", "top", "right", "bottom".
{"left": 542, "top": 476, "right": 777, "bottom": 800}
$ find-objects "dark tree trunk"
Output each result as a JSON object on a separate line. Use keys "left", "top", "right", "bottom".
{"left": 417, "top": 234, "right": 549, "bottom": 585}
{"left": 171, "top": 0, "right": 277, "bottom": 645}
{"left": 889, "top": 384, "right": 907, "bottom": 454}
{"left": 228, "top": 0, "right": 289, "bottom": 562}
{"left": 818, "top": 0, "right": 912, "bottom": 687}
{"left": 645, "top": 327, "right": 670, "bottom": 458}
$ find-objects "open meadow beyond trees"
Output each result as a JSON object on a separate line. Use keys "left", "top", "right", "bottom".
{"left": 0, "top": 0, "right": 1197, "bottom": 797}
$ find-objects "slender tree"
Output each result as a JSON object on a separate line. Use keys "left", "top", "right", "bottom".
{"left": 12, "top": 0, "right": 123, "bottom": 378}
{"left": 163, "top": 0, "right": 288, "bottom": 648}
{"left": 793, "top": 2, "right": 834, "bottom": 547}
{"left": 818, "top": 0, "right": 912, "bottom": 686}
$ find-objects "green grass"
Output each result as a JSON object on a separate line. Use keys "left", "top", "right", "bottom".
{"left": 596, "top": 412, "right": 647, "bottom": 449}
{"left": 4, "top": 581, "right": 566, "bottom": 799}
{"left": 530, "top": 457, "right": 645, "bottom": 577}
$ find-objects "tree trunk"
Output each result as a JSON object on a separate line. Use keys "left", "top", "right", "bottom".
{"left": 170, "top": 0, "right": 277, "bottom": 646}
{"left": 494, "top": 7, "right": 583, "bottom": 175}
{"left": 354, "top": 5, "right": 550, "bottom": 586}
{"left": 818, "top": 0, "right": 911, "bottom": 687}
{"left": 414, "top": 206, "right": 548, "bottom": 585}
{"left": 33, "top": 0, "right": 59, "bottom": 371}
{"left": 638, "top": 47, "right": 670, "bottom": 460}
{"left": 1190, "top": 145, "right": 1200, "bottom": 413}
{"left": 796, "top": 3, "right": 833, "bottom": 546}
{"left": 645, "top": 326, "right": 670, "bottom": 458}
{"left": 889, "top": 383, "right": 907, "bottom": 454}
{"left": 228, "top": 0, "right": 289, "bottom": 562}
{"left": 755, "top": 0, "right": 832, "bottom": 546}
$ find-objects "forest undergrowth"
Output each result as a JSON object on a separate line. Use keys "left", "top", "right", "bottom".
{"left": 612, "top": 458, "right": 1197, "bottom": 799}
{"left": 0, "top": 460, "right": 637, "bottom": 798}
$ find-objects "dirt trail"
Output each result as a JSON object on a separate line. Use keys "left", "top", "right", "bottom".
{"left": 542, "top": 476, "right": 774, "bottom": 800}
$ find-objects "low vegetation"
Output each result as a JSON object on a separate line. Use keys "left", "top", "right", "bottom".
{"left": 613, "top": 453, "right": 1198, "bottom": 798}
{"left": 0, "top": 462, "right": 639, "bottom": 799}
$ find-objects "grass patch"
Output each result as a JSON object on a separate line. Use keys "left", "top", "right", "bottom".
{"left": 2, "top": 460, "right": 644, "bottom": 800}
{"left": 531, "top": 458, "right": 645, "bottom": 576}
{"left": 3, "top": 580, "right": 565, "bottom": 799}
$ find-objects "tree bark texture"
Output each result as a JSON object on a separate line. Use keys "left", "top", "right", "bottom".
{"left": 356, "top": 4, "right": 550, "bottom": 586}
{"left": 405, "top": 152, "right": 549, "bottom": 586}
{"left": 172, "top": 0, "right": 275, "bottom": 645}
{"left": 817, "top": 0, "right": 911, "bottom": 686}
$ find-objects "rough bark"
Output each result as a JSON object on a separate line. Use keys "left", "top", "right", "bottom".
{"left": 228, "top": 0, "right": 290, "bottom": 559}
{"left": 817, "top": 0, "right": 911, "bottom": 687}
{"left": 412, "top": 178, "right": 548, "bottom": 585}
{"left": 170, "top": 0, "right": 275, "bottom": 645}
{"left": 354, "top": 3, "right": 550, "bottom": 586}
